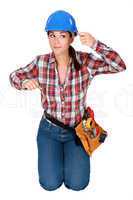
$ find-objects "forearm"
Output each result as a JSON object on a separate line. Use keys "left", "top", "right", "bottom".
{"left": 91, "top": 40, "right": 126, "bottom": 72}
{"left": 9, "top": 56, "right": 39, "bottom": 90}
{"left": 9, "top": 70, "right": 24, "bottom": 90}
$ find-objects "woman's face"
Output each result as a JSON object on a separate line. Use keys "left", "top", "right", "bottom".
{"left": 47, "top": 31, "right": 74, "bottom": 56}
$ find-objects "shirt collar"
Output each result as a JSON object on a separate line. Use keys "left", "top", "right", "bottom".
{"left": 49, "top": 51, "right": 56, "bottom": 64}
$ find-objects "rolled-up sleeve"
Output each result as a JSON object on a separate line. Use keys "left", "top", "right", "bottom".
{"left": 84, "top": 40, "right": 126, "bottom": 77}
{"left": 9, "top": 55, "right": 39, "bottom": 90}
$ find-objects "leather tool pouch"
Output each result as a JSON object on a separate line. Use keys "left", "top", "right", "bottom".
{"left": 75, "top": 106, "right": 108, "bottom": 156}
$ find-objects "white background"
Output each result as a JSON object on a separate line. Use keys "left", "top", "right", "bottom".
{"left": 0, "top": 0, "right": 133, "bottom": 199}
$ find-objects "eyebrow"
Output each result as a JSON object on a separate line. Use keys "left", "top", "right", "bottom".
{"left": 59, "top": 31, "right": 66, "bottom": 34}
{"left": 49, "top": 31, "right": 66, "bottom": 34}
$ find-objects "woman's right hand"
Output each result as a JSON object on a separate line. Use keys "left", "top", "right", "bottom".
{"left": 22, "top": 79, "right": 41, "bottom": 90}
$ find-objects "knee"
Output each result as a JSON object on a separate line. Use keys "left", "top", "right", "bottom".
{"left": 39, "top": 179, "right": 63, "bottom": 191}
{"left": 64, "top": 179, "right": 90, "bottom": 191}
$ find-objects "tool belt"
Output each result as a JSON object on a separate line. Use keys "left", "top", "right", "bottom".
{"left": 75, "top": 106, "right": 108, "bottom": 156}
{"left": 43, "top": 110, "right": 78, "bottom": 130}
{"left": 43, "top": 107, "right": 108, "bottom": 156}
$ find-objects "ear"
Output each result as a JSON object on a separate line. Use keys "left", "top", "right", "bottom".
{"left": 70, "top": 36, "right": 74, "bottom": 44}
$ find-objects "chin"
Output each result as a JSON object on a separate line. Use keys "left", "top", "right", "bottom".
{"left": 53, "top": 49, "right": 64, "bottom": 55}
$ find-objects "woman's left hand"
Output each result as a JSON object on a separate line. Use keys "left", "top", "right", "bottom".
{"left": 78, "top": 32, "right": 97, "bottom": 48}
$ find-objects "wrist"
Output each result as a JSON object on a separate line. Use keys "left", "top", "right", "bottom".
{"left": 21, "top": 79, "right": 29, "bottom": 89}
{"left": 90, "top": 39, "right": 98, "bottom": 49}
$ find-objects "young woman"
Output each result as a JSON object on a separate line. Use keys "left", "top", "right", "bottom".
{"left": 9, "top": 10, "right": 126, "bottom": 191}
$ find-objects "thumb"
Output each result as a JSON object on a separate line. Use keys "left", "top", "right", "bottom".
{"left": 38, "top": 85, "right": 42, "bottom": 90}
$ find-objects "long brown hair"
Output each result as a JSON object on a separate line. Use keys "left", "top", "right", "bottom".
{"left": 47, "top": 31, "right": 81, "bottom": 71}
{"left": 68, "top": 32, "right": 81, "bottom": 71}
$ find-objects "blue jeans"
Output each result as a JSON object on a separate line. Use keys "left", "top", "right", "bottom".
{"left": 36, "top": 117, "right": 91, "bottom": 191}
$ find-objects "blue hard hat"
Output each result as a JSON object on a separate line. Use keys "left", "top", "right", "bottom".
{"left": 45, "top": 10, "right": 78, "bottom": 35}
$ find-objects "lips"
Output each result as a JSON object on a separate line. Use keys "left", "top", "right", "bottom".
{"left": 54, "top": 46, "right": 61, "bottom": 48}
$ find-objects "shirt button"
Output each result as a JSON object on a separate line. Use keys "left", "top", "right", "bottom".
{"left": 62, "top": 113, "right": 65, "bottom": 117}
{"left": 61, "top": 96, "right": 65, "bottom": 101}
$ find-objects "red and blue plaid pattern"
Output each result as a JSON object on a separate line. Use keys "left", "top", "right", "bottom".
{"left": 9, "top": 40, "right": 126, "bottom": 126}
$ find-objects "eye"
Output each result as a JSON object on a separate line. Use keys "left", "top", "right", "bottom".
{"left": 49, "top": 34, "right": 55, "bottom": 38}
{"left": 61, "top": 35, "right": 66, "bottom": 38}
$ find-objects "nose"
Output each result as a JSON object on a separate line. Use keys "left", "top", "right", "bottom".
{"left": 54, "top": 37, "right": 60, "bottom": 44}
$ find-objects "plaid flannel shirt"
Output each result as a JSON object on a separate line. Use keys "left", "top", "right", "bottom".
{"left": 9, "top": 40, "right": 126, "bottom": 127}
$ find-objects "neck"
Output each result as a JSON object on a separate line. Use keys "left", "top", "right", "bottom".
{"left": 55, "top": 51, "right": 70, "bottom": 67}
